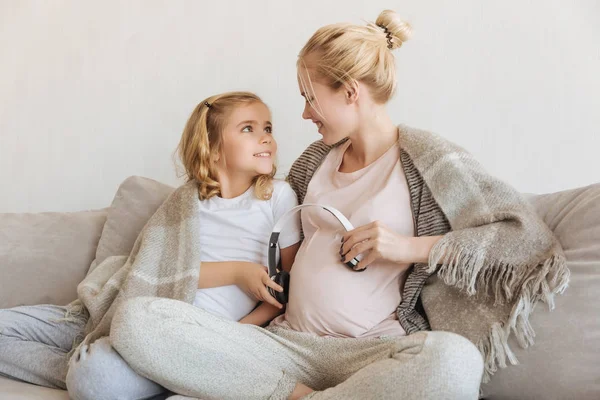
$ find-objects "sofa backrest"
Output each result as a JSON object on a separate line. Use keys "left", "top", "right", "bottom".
{"left": 0, "top": 176, "right": 175, "bottom": 309}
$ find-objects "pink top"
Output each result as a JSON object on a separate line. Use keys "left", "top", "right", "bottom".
{"left": 271, "top": 140, "right": 415, "bottom": 338}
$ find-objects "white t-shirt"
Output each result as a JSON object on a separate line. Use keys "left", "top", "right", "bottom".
{"left": 193, "top": 180, "right": 301, "bottom": 321}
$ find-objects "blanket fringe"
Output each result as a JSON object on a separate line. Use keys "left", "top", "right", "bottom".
{"left": 429, "top": 239, "right": 569, "bottom": 306}
{"left": 430, "top": 240, "right": 570, "bottom": 381}
{"left": 54, "top": 300, "right": 90, "bottom": 359}
{"left": 61, "top": 299, "right": 89, "bottom": 322}
{"left": 476, "top": 322, "right": 517, "bottom": 383}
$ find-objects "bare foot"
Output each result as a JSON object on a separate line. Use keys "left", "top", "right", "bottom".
{"left": 288, "top": 382, "right": 314, "bottom": 400}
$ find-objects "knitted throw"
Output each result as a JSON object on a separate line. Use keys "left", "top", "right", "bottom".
{"left": 65, "top": 181, "right": 203, "bottom": 349}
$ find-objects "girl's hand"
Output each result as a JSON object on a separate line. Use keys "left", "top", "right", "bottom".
{"left": 235, "top": 263, "right": 284, "bottom": 309}
{"left": 340, "top": 221, "right": 415, "bottom": 271}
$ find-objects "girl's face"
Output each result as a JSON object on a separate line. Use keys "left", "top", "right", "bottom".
{"left": 298, "top": 63, "right": 359, "bottom": 145}
{"left": 218, "top": 102, "right": 276, "bottom": 178}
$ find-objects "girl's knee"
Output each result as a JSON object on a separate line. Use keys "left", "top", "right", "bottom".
{"left": 112, "top": 296, "right": 181, "bottom": 335}
{"left": 111, "top": 297, "right": 161, "bottom": 346}
{"left": 110, "top": 297, "right": 180, "bottom": 370}
{"left": 113, "top": 297, "right": 156, "bottom": 328}
{"left": 67, "top": 337, "right": 163, "bottom": 400}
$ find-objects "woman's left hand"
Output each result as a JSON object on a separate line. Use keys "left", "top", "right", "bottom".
{"left": 340, "top": 221, "right": 414, "bottom": 271}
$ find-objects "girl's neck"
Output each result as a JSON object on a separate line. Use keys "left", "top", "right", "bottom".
{"left": 216, "top": 171, "right": 254, "bottom": 199}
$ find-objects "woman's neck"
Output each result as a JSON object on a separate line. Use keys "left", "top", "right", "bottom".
{"left": 343, "top": 108, "right": 398, "bottom": 171}
{"left": 216, "top": 171, "right": 254, "bottom": 199}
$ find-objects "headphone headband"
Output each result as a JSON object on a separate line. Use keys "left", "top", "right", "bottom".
{"left": 268, "top": 204, "right": 360, "bottom": 278}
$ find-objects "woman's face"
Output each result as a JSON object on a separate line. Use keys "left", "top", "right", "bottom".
{"left": 297, "top": 63, "right": 359, "bottom": 145}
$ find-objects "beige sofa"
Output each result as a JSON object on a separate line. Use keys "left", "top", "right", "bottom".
{"left": 1, "top": 176, "right": 599, "bottom": 400}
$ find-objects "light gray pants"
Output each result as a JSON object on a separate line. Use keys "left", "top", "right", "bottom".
{"left": 112, "top": 296, "right": 484, "bottom": 400}
{"left": 0, "top": 304, "right": 167, "bottom": 400}
{"left": 0, "top": 304, "right": 85, "bottom": 389}
{"left": 67, "top": 336, "right": 167, "bottom": 400}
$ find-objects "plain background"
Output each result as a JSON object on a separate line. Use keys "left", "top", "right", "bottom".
{"left": 1, "top": 0, "right": 599, "bottom": 212}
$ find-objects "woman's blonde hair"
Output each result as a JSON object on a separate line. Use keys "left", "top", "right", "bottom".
{"left": 176, "top": 91, "right": 276, "bottom": 201}
{"left": 298, "top": 10, "right": 412, "bottom": 114}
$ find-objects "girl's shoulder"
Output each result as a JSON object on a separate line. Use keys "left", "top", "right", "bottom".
{"left": 269, "top": 179, "right": 302, "bottom": 241}
{"left": 270, "top": 179, "right": 295, "bottom": 199}
{"left": 268, "top": 179, "right": 298, "bottom": 209}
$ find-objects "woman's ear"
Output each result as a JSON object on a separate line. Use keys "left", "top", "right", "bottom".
{"left": 345, "top": 79, "right": 359, "bottom": 104}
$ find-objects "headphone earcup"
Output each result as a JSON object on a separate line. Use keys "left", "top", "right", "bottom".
{"left": 268, "top": 271, "right": 290, "bottom": 304}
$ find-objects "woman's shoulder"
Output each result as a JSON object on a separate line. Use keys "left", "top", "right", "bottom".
{"left": 289, "top": 138, "right": 347, "bottom": 176}
{"left": 398, "top": 124, "right": 470, "bottom": 157}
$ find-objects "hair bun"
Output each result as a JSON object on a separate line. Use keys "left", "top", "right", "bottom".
{"left": 375, "top": 10, "right": 412, "bottom": 50}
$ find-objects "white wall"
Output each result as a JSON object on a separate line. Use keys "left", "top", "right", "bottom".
{"left": 1, "top": 0, "right": 599, "bottom": 213}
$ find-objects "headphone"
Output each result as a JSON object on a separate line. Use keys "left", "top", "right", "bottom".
{"left": 267, "top": 203, "right": 365, "bottom": 305}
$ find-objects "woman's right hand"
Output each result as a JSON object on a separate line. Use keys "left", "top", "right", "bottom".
{"left": 235, "top": 263, "right": 284, "bottom": 309}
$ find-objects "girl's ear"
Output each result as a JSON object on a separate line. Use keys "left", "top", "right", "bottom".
{"left": 210, "top": 149, "right": 220, "bottom": 164}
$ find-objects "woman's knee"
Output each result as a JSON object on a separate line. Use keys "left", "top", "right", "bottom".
{"left": 422, "top": 331, "right": 484, "bottom": 396}
{"left": 66, "top": 337, "right": 164, "bottom": 400}
{"left": 425, "top": 331, "right": 483, "bottom": 369}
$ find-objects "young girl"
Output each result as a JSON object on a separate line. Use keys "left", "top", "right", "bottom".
{"left": 178, "top": 91, "right": 301, "bottom": 326}
{"left": 0, "top": 91, "right": 302, "bottom": 400}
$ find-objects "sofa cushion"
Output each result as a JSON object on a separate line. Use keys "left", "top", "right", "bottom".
{"left": 0, "top": 376, "right": 69, "bottom": 400}
{"left": 94, "top": 176, "right": 175, "bottom": 269}
{"left": 482, "top": 183, "right": 600, "bottom": 399}
{"left": 0, "top": 209, "right": 107, "bottom": 308}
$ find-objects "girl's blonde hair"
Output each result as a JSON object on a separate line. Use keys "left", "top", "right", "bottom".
{"left": 176, "top": 92, "right": 276, "bottom": 201}
{"left": 298, "top": 10, "right": 412, "bottom": 115}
